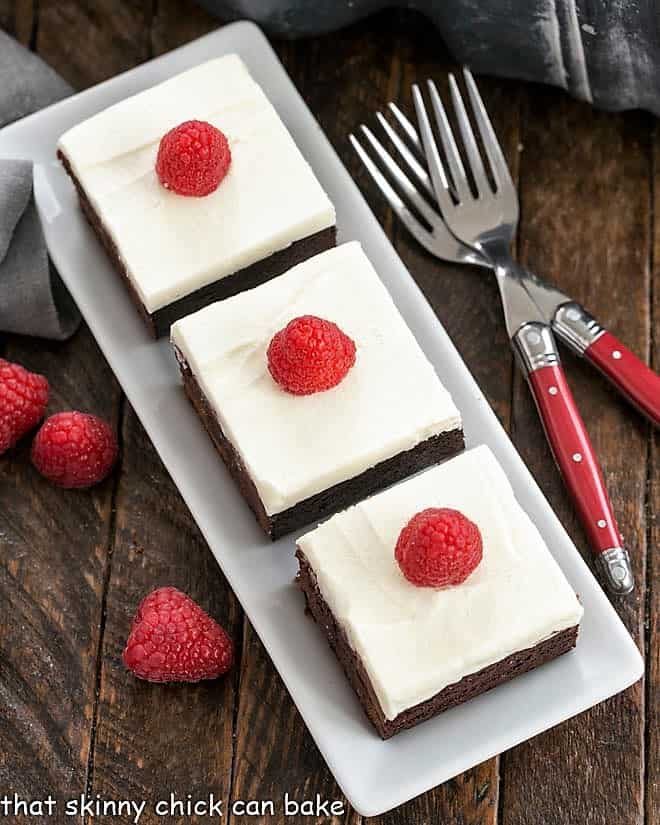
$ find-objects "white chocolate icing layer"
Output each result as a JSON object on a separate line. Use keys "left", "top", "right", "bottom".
{"left": 171, "top": 242, "right": 461, "bottom": 515}
{"left": 298, "top": 445, "right": 584, "bottom": 721}
{"left": 58, "top": 54, "right": 335, "bottom": 313}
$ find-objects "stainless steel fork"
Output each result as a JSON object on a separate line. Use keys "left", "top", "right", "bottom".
{"left": 350, "top": 73, "right": 638, "bottom": 595}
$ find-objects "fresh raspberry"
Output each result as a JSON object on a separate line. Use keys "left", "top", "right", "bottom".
{"left": 0, "top": 358, "right": 49, "bottom": 454}
{"left": 31, "top": 411, "right": 117, "bottom": 488}
{"left": 156, "top": 120, "right": 231, "bottom": 196}
{"left": 267, "top": 315, "right": 356, "bottom": 395}
{"left": 395, "top": 508, "right": 483, "bottom": 588}
{"left": 123, "top": 587, "right": 233, "bottom": 683}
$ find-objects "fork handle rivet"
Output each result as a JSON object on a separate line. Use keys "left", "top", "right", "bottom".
{"left": 548, "top": 386, "right": 558, "bottom": 395}
{"left": 612, "top": 350, "right": 622, "bottom": 360}
{"left": 598, "top": 519, "right": 607, "bottom": 528}
{"left": 572, "top": 452, "right": 583, "bottom": 462}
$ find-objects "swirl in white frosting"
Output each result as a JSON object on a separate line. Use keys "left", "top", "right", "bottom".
{"left": 298, "top": 445, "right": 584, "bottom": 720}
{"left": 171, "top": 242, "right": 462, "bottom": 515}
{"left": 58, "top": 54, "right": 335, "bottom": 312}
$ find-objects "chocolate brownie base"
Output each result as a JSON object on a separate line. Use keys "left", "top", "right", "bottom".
{"left": 296, "top": 550, "right": 579, "bottom": 739}
{"left": 58, "top": 150, "right": 337, "bottom": 338}
{"left": 175, "top": 352, "right": 465, "bottom": 540}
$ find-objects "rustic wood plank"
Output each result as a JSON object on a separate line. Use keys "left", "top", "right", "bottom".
{"left": 0, "top": 4, "right": 653, "bottom": 824}
{"left": 82, "top": 7, "right": 242, "bottom": 824}
{"left": 151, "top": 0, "right": 217, "bottom": 55}
{"left": 36, "top": 0, "right": 153, "bottom": 88}
{"left": 277, "top": 11, "right": 401, "bottom": 238}
{"left": 502, "top": 87, "right": 650, "bottom": 825}
{"left": 230, "top": 625, "right": 348, "bottom": 823}
{"left": 371, "top": 16, "right": 521, "bottom": 825}
{"left": 231, "top": 10, "right": 518, "bottom": 824}
{"left": 0, "top": 0, "right": 35, "bottom": 45}
{"left": 0, "top": 1, "right": 11, "bottom": 32}
{"left": 393, "top": 47, "right": 521, "bottom": 431}
{"left": 646, "top": 131, "right": 660, "bottom": 825}
{"left": 85, "top": 403, "right": 243, "bottom": 825}
{"left": 0, "top": 325, "right": 121, "bottom": 821}
{"left": 227, "top": 15, "right": 411, "bottom": 823}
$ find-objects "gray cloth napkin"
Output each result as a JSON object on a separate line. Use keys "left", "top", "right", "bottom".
{"left": 0, "top": 31, "right": 79, "bottom": 340}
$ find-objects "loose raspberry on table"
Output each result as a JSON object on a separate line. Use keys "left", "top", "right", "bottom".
{"left": 156, "top": 120, "right": 231, "bottom": 197}
{"left": 0, "top": 358, "right": 49, "bottom": 455}
{"left": 123, "top": 587, "right": 234, "bottom": 683}
{"left": 31, "top": 411, "right": 118, "bottom": 489}
{"left": 395, "top": 507, "right": 483, "bottom": 588}
{"left": 267, "top": 315, "right": 356, "bottom": 395}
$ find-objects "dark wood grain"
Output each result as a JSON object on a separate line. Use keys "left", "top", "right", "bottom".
{"left": 646, "top": 132, "right": 660, "bottom": 825}
{"left": 0, "top": 2, "right": 655, "bottom": 823}
{"left": 85, "top": 403, "right": 243, "bottom": 825}
{"left": 37, "top": 0, "right": 153, "bottom": 88}
{"left": 229, "top": 15, "right": 410, "bottom": 824}
{"left": 49, "top": 7, "right": 245, "bottom": 822}
{"left": 231, "top": 12, "right": 518, "bottom": 825}
{"left": 393, "top": 36, "right": 521, "bottom": 434}
{"left": 0, "top": 0, "right": 10, "bottom": 31}
{"left": 0, "top": 0, "right": 34, "bottom": 44}
{"left": 360, "top": 15, "right": 521, "bottom": 825}
{"left": 501, "top": 88, "right": 650, "bottom": 825}
{"left": 0, "top": 326, "right": 121, "bottom": 821}
{"left": 151, "top": 0, "right": 217, "bottom": 54}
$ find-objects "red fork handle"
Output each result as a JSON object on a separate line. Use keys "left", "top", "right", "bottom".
{"left": 527, "top": 364, "right": 622, "bottom": 554}
{"left": 514, "top": 322, "right": 634, "bottom": 594}
{"left": 553, "top": 302, "right": 659, "bottom": 427}
{"left": 585, "top": 332, "right": 660, "bottom": 427}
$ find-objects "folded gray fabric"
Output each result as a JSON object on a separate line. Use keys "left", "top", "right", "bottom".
{"left": 0, "top": 30, "right": 79, "bottom": 340}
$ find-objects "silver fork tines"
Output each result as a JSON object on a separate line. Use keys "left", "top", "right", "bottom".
{"left": 448, "top": 74, "right": 488, "bottom": 196}
{"left": 462, "top": 68, "right": 511, "bottom": 191}
{"left": 388, "top": 101, "right": 422, "bottom": 153}
{"left": 349, "top": 98, "right": 485, "bottom": 266}
{"left": 349, "top": 68, "right": 638, "bottom": 597}
{"left": 349, "top": 131, "right": 438, "bottom": 254}
{"left": 426, "top": 78, "right": 469, "bottom": 199}
{"left": 360, "top": 124, "right": 438, "bottom": 228}
{"left": 374, "top": 112, "right": 434, "bottom": 198}
{"left": 413, "top": 69, "right": 519, "bottom": 249}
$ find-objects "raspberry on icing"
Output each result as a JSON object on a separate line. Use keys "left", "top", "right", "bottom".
{"left": 156, "top": 120, "right": 231, "bottom": 197}
{"left": 267, "top": 315, "right": 356, "bottom": 395}
{"left": 0, "top": 358, "right": 49, "bottom": 454}
{"left": 395, "top": 507, "right": 483, "bottom": 588}
{"left": 123, "top": 587, "right": 233, "bottom": 683}
{"left": 31, "top": 411, "right": 118, "bottom": 489}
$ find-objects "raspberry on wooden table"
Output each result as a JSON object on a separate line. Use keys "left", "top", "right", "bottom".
{"left": 0, "top": 358, "right": 49, "bottom": 455}
{"left": 156, "top": 119, "right": 231, "bottom": 197}
{"left": 267, "top": 315, "right": 356, "bottom": 395}
{"left": 123, "top": 587, "right": 234, "bottom": 683}
{"left": 395, "top": 507, "right": 483, "bottom": 588}
{"left": 31, "top": 411, "right": 118, "bottom": 489}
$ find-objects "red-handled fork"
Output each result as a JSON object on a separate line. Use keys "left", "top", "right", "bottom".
{"left": 355, "top": 91, "right": 660, "bottom": 429}
{"left": 411, "top": 73, "right": 636, "bottom": 594}
{"left": 350, "top": 71, "right": 647, "bottom": 595}
{"left": 517, "top": 270, "right": 660, "bottom": 428}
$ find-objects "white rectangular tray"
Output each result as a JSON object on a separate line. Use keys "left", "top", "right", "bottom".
{"left": 0, "top": 21, "right": 643, "bottom": 817}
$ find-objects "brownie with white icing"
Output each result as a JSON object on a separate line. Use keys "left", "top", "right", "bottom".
{"left": 171, "top": 242, "right": 464, "bottom": 538}
{"left": 57, "top": 54, "right": 336, "bottom": 337}
{"left": 296, "top": 446, "right": 583, "bottom": 738}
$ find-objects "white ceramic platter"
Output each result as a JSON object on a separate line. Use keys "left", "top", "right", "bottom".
{"left": 0, "top": 21, "right": 643, "bottom": 816}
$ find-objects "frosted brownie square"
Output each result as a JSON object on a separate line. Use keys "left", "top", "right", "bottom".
{"left": 58, "top": 54, "right": 336, "bottom": 337}
{"left": 296, "top": 445, "right": 583, "bottom": 738}
{"left": 171, "top": 242, "right": 464, "bottom": 538}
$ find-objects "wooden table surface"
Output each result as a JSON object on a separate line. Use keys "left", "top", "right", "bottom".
{"left": 0, "top": 2, "right": 657, "bottom": 823}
